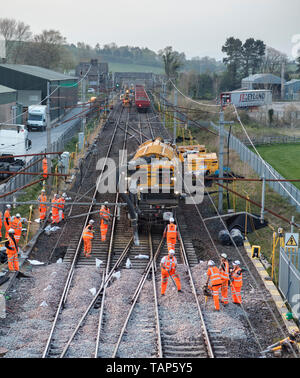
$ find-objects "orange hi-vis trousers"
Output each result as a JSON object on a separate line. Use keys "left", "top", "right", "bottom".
{"left": 208, "top": 284, "right": 222, "bottom": 310}
{"left": 221, "top": 279, "right": 229, "bottom": 304}
{"left": 166, "top": 237, "right": 176, "bottom": 252}
{"left": 100, "top": 219, "right": 108, "bottom": 242}
{"left": 6, "top": 250, "right": 19, "bottom": 272}
{"left": 231, "top": 283, "right": 242, "bottom": 304}
{"left": 161, "top": 268, "right": 181, "bottom": 294}
{"left": 83, "top": 238, "right": 92, "bottom": 257}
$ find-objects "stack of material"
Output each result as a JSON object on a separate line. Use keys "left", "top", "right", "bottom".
{"left": 230, "top": 229, "right": 243, "bottom": 246}
{"left": 218, "top": 230, "right": 231, "bottom": 246}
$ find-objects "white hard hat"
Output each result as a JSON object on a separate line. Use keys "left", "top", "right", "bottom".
{"left": 41, "top": 189, "right": 45, "bottom": 192}
{"left": 6, "top": 204, "right": 11, "bottom": 208}
{"left": 208, "top": 260, "right": 215, "bottom": 266}
{"left": 168, "top": 249, "right": 175, "bottom": 255}
{"left": 233, "top": 260, "right": 240, "bottom": 266}
{"left": 104, "top": 201, "right": 108, "bottom": 205}
{"left": 8, "top": 228, "right": 15, "bottom": 234}
{"left": 62, "top": 193, "right": 67, "bottom": 197}
{"left": 221, "top": 253, "right": 227, "bottom": 259}
{"left": 169, "top": 217, "right": 174, "bottom": 223}
{"left": 16, "top": 213, "right": 21, "bottom": 218}
{"left": 89, "top": 220, "right": 95, "bottom": 225}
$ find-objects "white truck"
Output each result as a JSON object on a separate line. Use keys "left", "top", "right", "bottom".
{"left": 27, "top": 105, "right": 47, "bottom": 131}
{"left": 220, "top": 90, "right": 272, "bottom": 108}
{"left": 0, "top": 124, "right": 32, "bottom": 179}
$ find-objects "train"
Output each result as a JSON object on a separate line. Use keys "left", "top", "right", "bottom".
{"left": 135, "top": 84, "right": 150, "bottom": 112}
{"left": 119, "top": 138, "right": 219, "bottom": 243}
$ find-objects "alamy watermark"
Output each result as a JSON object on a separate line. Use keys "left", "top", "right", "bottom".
{"left": 95, "top": 149, "right": 205, "bottom": 204}
{"left": 291, "top": 34, "right": 300, "bottom": 59}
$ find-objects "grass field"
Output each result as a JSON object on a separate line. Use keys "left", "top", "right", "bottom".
{"left": 254, "top": 143, "right": 300, "bottom": 190}
{"left": 108, "top": 62, "right": 164, "bottom": 74}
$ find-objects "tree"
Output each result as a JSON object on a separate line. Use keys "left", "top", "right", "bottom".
{"left": 0, "top": 18, "right": 31, "bottom": 61}
{"left": 295, "top": 56, "right": 300, "bottom": 74}
{"left": 242, "top": 38, "right": 265, "bottom": 77}
{"left": 23, "top": 30, "right": 66, "bottom": 69}
{"left": 158, "top": 46, "right": 184, "bottom": 80}
{"left": 260, "top": 46, "right": 287, "bottom": 74}
{"left": 222, "top": 37, "right": 243, "bottom": 89}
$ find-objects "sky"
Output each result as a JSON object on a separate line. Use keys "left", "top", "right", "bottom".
{"left": 2, "top": 0, "right": 300, "bottom": 60}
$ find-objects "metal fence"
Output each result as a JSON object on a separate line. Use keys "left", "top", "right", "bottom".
{"left": 240, "top": 135, "right": 300, "bottom": 146}
{"left": 208, "top": 121, "right": 300, "bottom": 213}
{"left": 279, "top": 247, "right": 300, "bottom": 322}
{"left": 0, "top": 118, "right": 82, "bottom": 213}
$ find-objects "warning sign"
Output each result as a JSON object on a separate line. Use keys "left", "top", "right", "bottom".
{"left": 284, "top": 233, "right": 299, "bottom": 248}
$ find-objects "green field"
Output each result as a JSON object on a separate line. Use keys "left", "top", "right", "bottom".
{"left": 108, "top": 62, "right": 164, "bottom": 74}
{"left": 254, "top": 143, "right": 300, "bottom": 190}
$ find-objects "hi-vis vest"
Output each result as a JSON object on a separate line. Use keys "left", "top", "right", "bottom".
{"left": 11, "top": 218, "right": 22, "bottom": 234}
{"left": 207, "top": 266, "right": 222, "bottom": 286}
{"left": 161, "top": 255, "right": 177, "bottom": 271}
{"left": 4, "top": 210, "right": 11, "bottom": 226}
{"left": 167, "top": 224, "right": 177, "bottom": 238}
{"left": 100, "top": 206, "right": 110, "bottom": 219}
{"left": 7, "top": 235, "right": 18, "bottom": 254}
{"left": 38, "top": 194, "right": 47, "bottom": 207}
{"left": 219, "top": 260, "right": 229, "bottom": 281}
{"left": 231, "top": 268, "right": 243, "bottom": 287}
{"left": 83, "top": 226, "right": 94, "bottom": 240}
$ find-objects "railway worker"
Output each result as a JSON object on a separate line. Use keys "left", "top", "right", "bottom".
{"left": 57, "top": 193, "right": 67, "bottom": 222}
{"left": 219, "top": 253, "right": 230, "bottom": 306}
{"left": 205, "top": 260, "right": 222, "bottom": 311}
{"left": 0, "top": 210, "right": 2, "bottom": 241}
{"left": 38, "top": 189, "right": 48, "bottom": 221}
{"left": 160, "top": 249, "right": 182, "bottom": 295}
{"left": 163, "top": 217, "right": 179, "bottom": 252}
{"left": 82, "top": 220, "right": 95, "bottom": 257}
{"left": 4, "top": 204, "right": 11, "bottom": 238}
{"left": 99, "top": 202, "right": 111, "bottom": 242}
{"left": 11, "top": 214, "right": 22, "bottom": 245}
{"left": 230, "top": 260, "right": 243, "bottom": 305}
{"left": 5, "top": 228, "right": 19, "bottom": 272}
{"left": 51, "top": 194, "right": 60, "bottom": 224}
{"left": 42, "top": 156, "right": 48, "bottom": 179}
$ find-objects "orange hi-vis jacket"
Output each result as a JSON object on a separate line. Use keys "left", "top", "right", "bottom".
{"left": 100, "top": 206, "right": 110, "bottom": 221}
{"left": 207, "top": 266, "right": 222, "bottom": 286}
{"left": 231, "top": 268, "right": 243, "bottom": 288}
{"left": 6, "top": 234, "right": 19, "bottom": 271}
{"left": 165, "top": 223, "right": 177, "bottom": 239}
{"left": 11, "top": 217, "right": 22, "bottom": 237}
{"left": 161, "top": 255, "right": 177, "bottom": 272}
{"left": 0, "top": 211, "right": 2, "bottom": 237}
{"left": 83, "top": 225, "right": 94, "bottom": 240}
{"left": 42, "top": 158, "right": 48, "bottom": 178}
{"left": 4, "top": 209, "right": 11, "bottom": 228}
{"left": 38, "top": 193, "right": 47, "bottom": 208}
{"left": 219, "top": 260, "right": 229, "bottom": 281}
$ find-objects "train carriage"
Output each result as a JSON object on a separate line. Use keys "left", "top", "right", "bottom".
{"left": 135, "top": 84, "right": 150, "bottom": 112}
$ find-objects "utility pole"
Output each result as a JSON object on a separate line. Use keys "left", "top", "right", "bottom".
{"left": 218, "top": 109, "right": 234, "bottom": 213}
{"left": 163, "top": 82, "right": 166, "bottom": 129}
{"left": 281, "top": 61, "right": 285, "bottom": 100}
{"left": 46, "top": 81, "right": 52, "bottom": 187}
{"left": 81, "top": 75, "right": 86, "bottom": 133}
{"left": 173, "top": 87, "right": 177, "bottom": 145}
{"left": 260, "top": 173, "right": 266, "bottom": 223}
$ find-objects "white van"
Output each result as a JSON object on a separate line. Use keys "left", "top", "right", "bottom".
{"left": 0, "top": 124, "right": 32, "bottom": 162}
{"left": 27, "top": 105, "right": 47, "bottom": 131}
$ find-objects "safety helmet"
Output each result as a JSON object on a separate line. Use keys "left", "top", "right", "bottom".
{"left": 168, "top": 249, "right": 175, "bottom": 255}
{"left": 6, "top": 204, "right": 11, "bottom": 209}
{"left": 89, "top": 220, "right": 95, "bottom": 225}
{"left": 169, "top": 217, "right": 174, "bottom": 223}
{"left": 221, "top": 253, "right": 227, "bottom": 259}
{"left": 208, "top": 260, "right": 215, "bottom": 266}
{"left": 104, "top": 201, "right": 108, "bottom": 205}
{"left": 233, "top": 260, "right": 240, "bottom": 266}
{"left": 16, "top": 213, "right": 21, "bottom": 218}
{"left": 8, "top": 228, "right": 15, "bottom": 234}
{"left": 41, "top": 189, "right": 45, "bottom": 192}
{"left": 62, "top": 193, "right": 67, "bottom": 197}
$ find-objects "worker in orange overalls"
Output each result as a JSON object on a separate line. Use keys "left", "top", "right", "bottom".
{"left": 11, "top": 214, "right": 23, "bottom": 245}
{"left": 0, "top": 210, "right": 2, "bottom": 241}
{"left": 4, "top": 204, "right": 11, "bottom": 238}
{"left": 206, "top": 260, "right": 222, "bottom": 311}
{"left": 99, "top": 202, "right": 110, "bottom": 242}
{"left": 219, "top": 253, "right": 230, "bottom": 306}
{"left": 38, "top": 189, "right": 48, "bottom": 221}
{"left": 5, "top": 228, "right": 19, "bottom": 272}
{"left": 82, "top": 220, "right": 94, "bottom": 257}
{"left": 57, "top": 194, "right": 66, "bottom": 222}
{"left": 51, "top": 194, "right": 60, "bottom": 224}
{"left": 42, "top": 156, "right": 48, "bottom": 179}
{"left": 160, "top": 249, "right": 182, "bottom": 295}
{"left": 163, "top": 217, "right": 179, "bottom": 252}
{"left": 230, "top": 260, "right": 243, "bottom": 305}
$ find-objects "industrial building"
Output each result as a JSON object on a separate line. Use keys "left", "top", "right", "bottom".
{"left": 0, "top": 64, "right": 78, "bottom": 121}
{"left": 0, "top": 84, "right": 19, "bottom": 124}
{"left": 75, "top": 59, "right": 109, "bottom": 93}
{"left": 284, "top": 79, "right": 300, "bottom": 101}
{"left": 241, "top": 73, "right": 285, "bottom": 99}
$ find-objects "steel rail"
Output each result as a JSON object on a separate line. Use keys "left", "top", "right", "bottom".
{"left": 42, "top": 105, "right": 124, "bottom": 358}
{"left": 175, "top": 216, "right": 215, "bottom": 359}
{"left": 111, "top": 234, "right": 165, "bottom": 358}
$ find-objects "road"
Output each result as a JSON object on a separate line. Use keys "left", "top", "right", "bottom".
{"left": 28, "top": 105, "right": 86, "bottom": 156}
